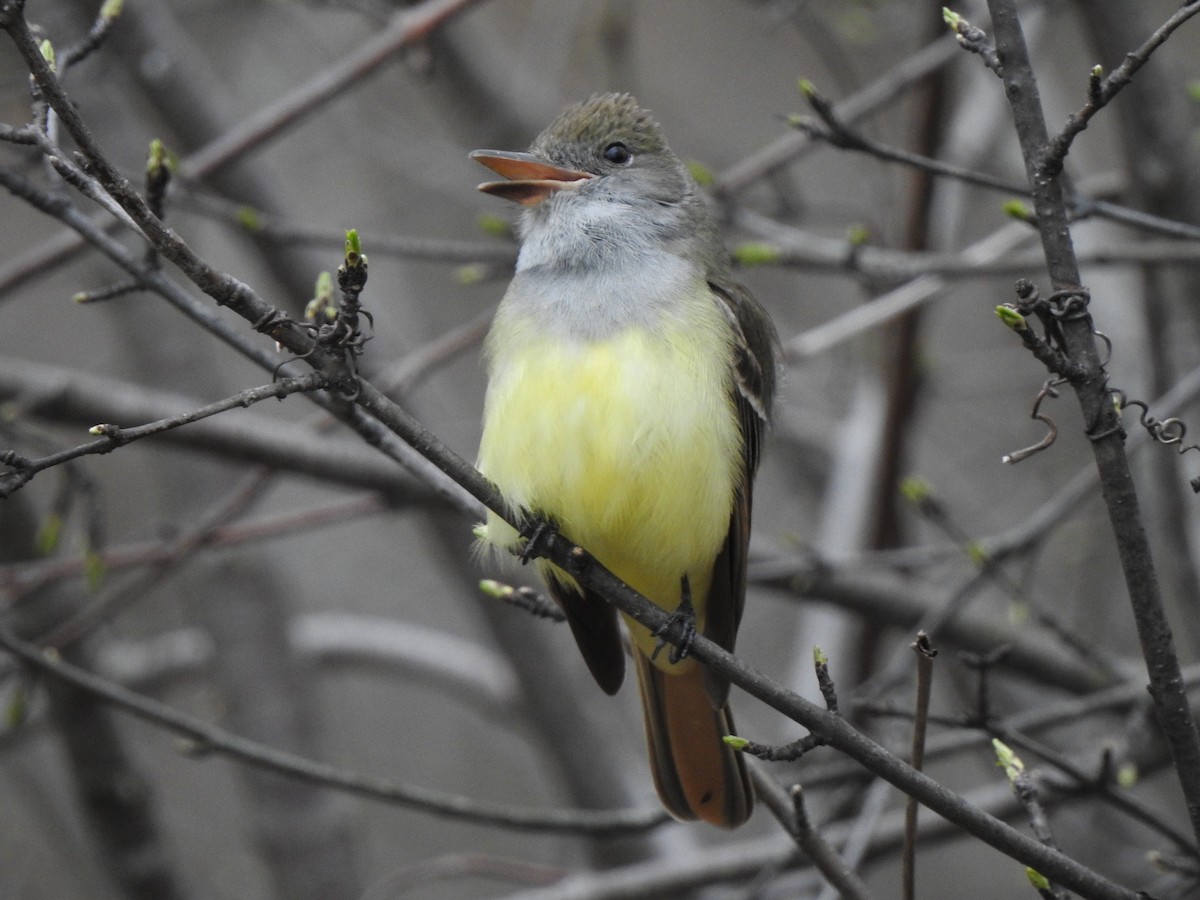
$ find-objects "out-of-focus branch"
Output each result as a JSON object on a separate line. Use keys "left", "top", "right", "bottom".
{"left": 0, "top": 623, "right": 666, "bottom": 835}
{"left": 715, "top": 32, "right": 961, "bottom": 198}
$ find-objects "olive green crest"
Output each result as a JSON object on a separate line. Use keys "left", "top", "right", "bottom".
{"left": 531, "top": 93, "right": 670, "bottom": 166}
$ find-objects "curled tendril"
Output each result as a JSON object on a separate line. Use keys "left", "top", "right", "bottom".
{"left": 1045, "top": 287, "right": 1091, "bottom": 321}
{"left": 1110, "top": 388, "right": 1200, "bottom": 457}
{"left": 1108, "top": 387, "right": 1200, "bottom": 493}
{"left": 1092, "top": 329, "right": 1113, "bottom": 369}
{"left": 1003, "top": 378, "right": 1064, "bottom": 464}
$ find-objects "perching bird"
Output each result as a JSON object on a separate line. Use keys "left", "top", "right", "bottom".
{"left": 472, "top": 93, "right": 776, "bottom": 828}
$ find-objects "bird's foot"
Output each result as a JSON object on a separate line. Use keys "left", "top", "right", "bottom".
{"left": 652, "top": 574, "right": 696, "bottom": 665}
{"left": 518, "top": 515, "right": 557, "bottom": 564}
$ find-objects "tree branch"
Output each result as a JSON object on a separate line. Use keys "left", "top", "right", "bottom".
{"left": 984, "top": 0, "right": 1200, "bottom": 847}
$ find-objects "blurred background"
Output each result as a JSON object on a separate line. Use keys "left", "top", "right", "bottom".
{"left": 3, "top": 0, "right": 1200, "bottom": 897}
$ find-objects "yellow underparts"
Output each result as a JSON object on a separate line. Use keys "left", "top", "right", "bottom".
{"left": 478, "top": 311, "right": 740, "bottom": 671}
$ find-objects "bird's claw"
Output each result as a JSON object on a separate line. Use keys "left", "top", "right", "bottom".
{"left": 652, "top": 575, "right": 696, "bottom": 664}
{"left": 519, "top": 516, "right": 557, "bottom": 564}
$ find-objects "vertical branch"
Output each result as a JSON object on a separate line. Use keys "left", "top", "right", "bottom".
{"left": 903, "top": 633, "right": 936, "bottom": 900}
{"left": 985, "top": 0, "right": 1200, "bottom": 846}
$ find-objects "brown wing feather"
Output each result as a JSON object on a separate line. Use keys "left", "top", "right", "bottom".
{"left": 545, "top": 571, "right": 626, "bottom": 695}
{"left": 702, "top": 275, "right": 776, "bottom": 705}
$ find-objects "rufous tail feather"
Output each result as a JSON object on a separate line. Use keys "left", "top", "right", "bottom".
{"left": 634, "top": 650, "right": 753, "bottom": 828}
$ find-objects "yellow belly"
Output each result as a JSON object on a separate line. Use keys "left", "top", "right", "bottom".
{"left": 478, "top": 319, "right": 740, "bottom": 657}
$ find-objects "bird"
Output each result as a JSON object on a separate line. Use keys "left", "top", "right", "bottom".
{"left": 471, "top": 93, "right": 776, "bottom": 828}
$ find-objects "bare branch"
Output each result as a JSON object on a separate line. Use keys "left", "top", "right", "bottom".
{"left": 0, "top": 624, "right": 667, "bottom": 835}
{"left": 984, "top": 0, "right": 1200, "bottom": 846}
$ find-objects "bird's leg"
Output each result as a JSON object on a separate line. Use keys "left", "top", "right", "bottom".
{"left": 652, "top": 574, "right": 697, "bottom": 665}
{"left": 518, "top": 514, "right": 558, "bottom": 564}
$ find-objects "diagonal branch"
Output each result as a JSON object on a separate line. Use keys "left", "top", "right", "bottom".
{"left": 1042, "top": 1, "right": 1200, "bottom": 176}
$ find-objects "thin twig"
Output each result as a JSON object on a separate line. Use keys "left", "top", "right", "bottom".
{"left": 904, "top": 633, "right": 937, "bottom": 900}
{"left": 791, "top": 785, "right": 876, "bottom": 900}
{"left": 716, "top": 32, "right": 961, "bottom": 197}
{"left": 1042, "top": 2, "right": 1200, "bottom": 176}
{"left": 0, "top": 374, "right": 328, "bottom": 497}
{"left": 998, "top": 726, "right": 1200, "bottom": 858}
{"left": 993, "top": 739, "right": 1068, "bottom": 899}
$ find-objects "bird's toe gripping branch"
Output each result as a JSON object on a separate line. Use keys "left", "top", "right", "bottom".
{"left": 652, "top": 574, "right": 697, "bottom": 665}
{"left": 517, "top": 514, "right": 559, "bottom": 565}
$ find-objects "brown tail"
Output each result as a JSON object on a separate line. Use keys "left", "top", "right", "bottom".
{"left": 634, "top": 651, "right": 753, "bottom": 828}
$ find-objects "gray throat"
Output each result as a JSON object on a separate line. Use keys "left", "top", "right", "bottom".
{"left": 507, "top": 196, "right": 705, "bottom": 340}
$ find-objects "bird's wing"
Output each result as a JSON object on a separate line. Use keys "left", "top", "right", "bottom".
{"left": 702, "top": 276, "right": 777, "bottom": 706}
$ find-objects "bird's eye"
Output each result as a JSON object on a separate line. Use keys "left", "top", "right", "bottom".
{"left": 603, "top": 142, "right": 633, "bottom": 165}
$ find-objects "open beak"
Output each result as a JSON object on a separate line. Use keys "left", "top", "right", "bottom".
{"left": 471, "top": 150, "right": 593, "bottom": 206}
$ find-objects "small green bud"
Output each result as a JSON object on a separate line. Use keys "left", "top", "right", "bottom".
{"left": 479, "top": 579, "right": 513, "bottom": 599}
{"left": 1002, "top": 199, "right": 1033, "bottom": 221}
{"left": 1116, "top": 763, "right": 1139, "bottom": 789}
{"left": 732, "top": 242, "right": 781, "bottom": 267}
{"left": 342, "top": 229, "right": 367, "bottom": 270}
{"left": 36, "top": 513, "right": 63, "bottom": 555}
{"left": 686, "top": 160, "right": 714, "bottom": 187}
{"left": 723, "top": 735, "right": 749, "bottom": 751}
{"left": 39, "top": 39, "right": 56, "bottom": 71}
{"left": 966, "top": 541, "right": 988, "bottom": 567}
{"left": 1025, "top": 868, "right": 1050, "bottom": 890}
{"left": 83, "top": 549, "right": 106, "bottom": 592}
{"left": 846, "top": 224, "right": 870, "bottom": 247}
{"left": 455, "top": 263, "right": 488, "bottom": 286}
{"left": 899, "top": 476, "right": 932, "bottom": 507}
{"left": 942, "top": 8, "right": 962, "bottom": 29}
{"left": 305, "top": 271, "right": 335, "bottom": 322}
{"left": 1090, "top": 64, "right": 1103, "bottom": 79}
{"left": 812, "top": 646, "right": 827, "bottom": 666}
{"left": 1188, "top": 81, "right": 1200, "bottom": 104}
{"left": 100, "top": 0, "right": 124, "bottom": 20}
{"left": 145, "top": 138, "right": 178, "bottom": 179}
{"left": 477, "top": 213, "right": 511, "bottom": 238}
{"left": 6, "top": 681, "right": 29, "bottom": 727}
{"left": 472, "top": 523, "right": 489, "bottom": 541}
{"left": 235, "top": 206, "right": 264, "bottom": 232}
{"left": 797, "top": 78, "right": 816, "bottom": 98}
{"left": 992, "top": 737, "right": 1024, "bottom": 782}
{"left": 994, "top": 304, "right": 1027, "bottom": 330}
